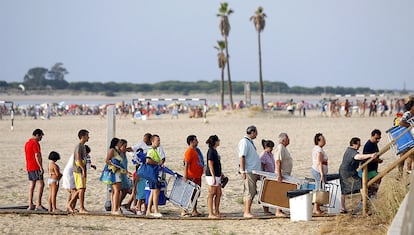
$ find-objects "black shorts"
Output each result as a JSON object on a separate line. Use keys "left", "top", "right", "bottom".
{"left": 148, "top": 181, "right": 161, "bottom": 189}
{"left": 28, "top": 170, "right": 44, "bottom": 181}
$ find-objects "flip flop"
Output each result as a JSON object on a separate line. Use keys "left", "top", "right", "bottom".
{"left": 340, "top": 209, "right": 348, "bottom": 214}
{"left": 180, "top": 212, "right": 191, "bottom": 217}
{"left": 35, "top": 206, "right": 48, "bottom": 212}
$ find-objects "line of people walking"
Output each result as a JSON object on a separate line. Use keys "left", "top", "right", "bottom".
{"left": 21, "top": 126, "right": 381, "bottom": 217}
{"left": 23, "top": 112, "right": 413, "bottom": 217}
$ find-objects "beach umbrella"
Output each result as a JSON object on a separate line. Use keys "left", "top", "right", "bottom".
{"left": 18, "top": 84, "right": 25, "bottom": 91}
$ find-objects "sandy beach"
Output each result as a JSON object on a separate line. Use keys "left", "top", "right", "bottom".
{"left": 0, "top": 95, "right": 399, "bottom": 234}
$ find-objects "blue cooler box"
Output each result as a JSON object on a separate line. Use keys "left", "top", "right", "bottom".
{"left": 300, "top": 181, "right": 315, "bottom": 190}
{"left": 145, "top": 181, "right": 166, "bottom": 205}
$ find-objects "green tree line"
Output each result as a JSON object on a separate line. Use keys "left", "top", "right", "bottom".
{"left": 0, "top": 78, "right": 383, "bottom": 96}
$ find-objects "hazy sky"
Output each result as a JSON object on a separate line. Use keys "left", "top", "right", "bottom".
{"left": 1, "top": 1, "right": 413, "bottom": 90}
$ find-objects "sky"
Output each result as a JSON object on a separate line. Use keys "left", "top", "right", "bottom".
{"left": 1, "top": 0, "right": 413, "bottom": 90}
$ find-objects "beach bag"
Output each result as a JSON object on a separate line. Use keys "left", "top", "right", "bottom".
{"left": 312, "top": 182, "right": 329, "bottom": 205}
{"left": 137, "top": 163, "right": 159, "bottom": 183}
{"left": 99, "top": 164, "right": 114, "bottom": 185}
{"left": 221, "top": 176, "right": 229, "bottom": 188}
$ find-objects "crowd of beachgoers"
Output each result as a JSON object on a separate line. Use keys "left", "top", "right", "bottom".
{"left": 0, "top": 96, "right": 409, "bottom": 120}
{"left": 0, "top": 101, "right": 207, "bottom": 120}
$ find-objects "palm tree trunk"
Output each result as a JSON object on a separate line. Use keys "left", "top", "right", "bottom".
{"left": 258, "top": 32, "right": 264, "bottom": 110}
{"left": 224, "top": 37, "right": 234, "bottom": 110}
{"left": 220, "top": 67, "right": 225, "bottom": 111}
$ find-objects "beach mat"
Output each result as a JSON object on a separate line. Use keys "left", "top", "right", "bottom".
{"left": 0, "top": 207, "right": 332, "bottom": 220}
{"left": 0, "top": 205, "right": 29, "bottom": 210}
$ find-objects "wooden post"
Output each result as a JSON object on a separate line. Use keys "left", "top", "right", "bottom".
{"left": 362, "top": 165, "right": 368, "bottom": 216}
{"left": 105, "top": 105, "right": 116, "bottom": 211}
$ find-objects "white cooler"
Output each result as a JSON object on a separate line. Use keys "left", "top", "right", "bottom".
{"left": 326, "top": 178, "right": 341, "bottom": 214}
{"left": 287, "top": 189, "right": 312, "bottom": 221}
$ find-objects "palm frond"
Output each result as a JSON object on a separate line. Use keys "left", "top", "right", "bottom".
{"left": 251, "top": 7, "right": 266, "bottom": 32}
{"left": 217, "top": 40, "right": 226, "bottom": 49}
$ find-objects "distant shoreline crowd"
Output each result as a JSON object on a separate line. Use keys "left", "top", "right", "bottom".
{"left": 0, "top": 96, "right": 410, "bottom": 120}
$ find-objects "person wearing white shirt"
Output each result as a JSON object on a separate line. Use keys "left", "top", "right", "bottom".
{"left": 238, "top": 125, "right": 262, "bottom": 218}
{"left": 129, "top": 133, "right": 166, "bottom": 163}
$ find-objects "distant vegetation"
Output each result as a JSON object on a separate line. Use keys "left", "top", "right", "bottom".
{"left": 1, "top": 78, "right": 393, "bottom": 96}
{"left": 0, "top": 62, "right": 401, "bottom": 96}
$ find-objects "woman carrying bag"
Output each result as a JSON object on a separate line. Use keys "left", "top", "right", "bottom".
{"left": 100, "top": 137, "right": 125, "bottom": 215}
{"left": 311, "top": 133, "right": 328, "bottom": 215}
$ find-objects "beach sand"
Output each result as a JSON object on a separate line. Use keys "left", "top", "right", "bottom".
{"left": 0, "top": 102, "right": 396, "bottom": 234}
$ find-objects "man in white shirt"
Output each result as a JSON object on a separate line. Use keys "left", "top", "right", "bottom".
{"left": 275, "top": 132, "right": 293, "bottom": 182}
{"left": 129, "top": 133, "right": 166, "bottom": 163}
{"left": 274, "top": 132, "right": 293, "bottom": 217}
{"left": 238, "top": 125, "right": 262, "bottom": 218}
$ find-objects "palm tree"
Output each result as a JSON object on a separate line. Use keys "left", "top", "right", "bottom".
{"left": 214, "top": 40, "right": 227, "bottom": 110}
{"left": 250, "top": 6, "right": 266, "bottom": 110}
{"left": 217, "top": 2, "right": 234, "bottom": 110}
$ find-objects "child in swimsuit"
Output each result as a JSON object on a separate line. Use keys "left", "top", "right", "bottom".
{"left": 48, "top": 151, "right": 62, "bottom": 212}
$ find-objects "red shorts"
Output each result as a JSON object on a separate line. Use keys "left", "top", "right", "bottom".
{"left": 188, "top": 177, "right": 201, "bottom": 186}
